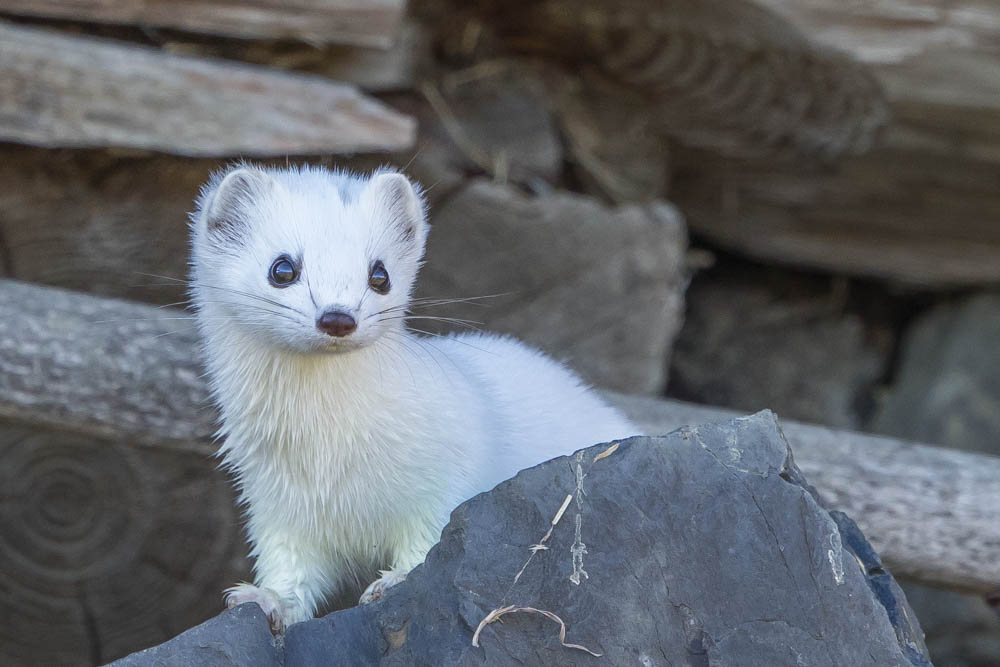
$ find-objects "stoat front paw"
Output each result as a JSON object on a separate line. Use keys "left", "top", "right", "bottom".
{"left": 359, "top": 569, "right": 408, "bottom": 605}
{"left": 224, "top": 582, "right": 297, "bottom": 634}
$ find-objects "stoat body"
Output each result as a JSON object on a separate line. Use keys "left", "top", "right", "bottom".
{"left": 189, "top": 164, "right": 638, "bottom": 631}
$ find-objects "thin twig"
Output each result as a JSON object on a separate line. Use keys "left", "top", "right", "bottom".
{"left": 511, "top": 493, "right": 573, "bottom": 587}
{"left": 419, "top": 80, "right": 496, "bottom": 176}
{"left": 471, "top": 605, "right": 602, "bottom": 657}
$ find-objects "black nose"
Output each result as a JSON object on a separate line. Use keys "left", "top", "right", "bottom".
{"left": 317, "top": 310, "right": 357, "bottom": 338}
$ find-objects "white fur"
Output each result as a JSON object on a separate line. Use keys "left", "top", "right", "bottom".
{"left": 190, "top": 164, "right": 638, "bottom": 630}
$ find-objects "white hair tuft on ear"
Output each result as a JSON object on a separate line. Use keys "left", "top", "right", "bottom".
{"left": 203, "top": 167, "right": 274, "bottom": 244}
{"left": 369, "top": 172, "right": 428, "bottom": 250}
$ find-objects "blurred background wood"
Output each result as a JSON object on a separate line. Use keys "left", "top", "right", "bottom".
{"left": 669, "top": 0, "right": 1000, "bottom": 286}
{"left": 0, "top": 0, "right": 406, "bottom": 47}
{"left": 0, "top": 22, "right": 415, "bottom": 156}
{"left": 0, "top": 0, "right": 998, "bottom": 662}
{"left": 0, "top": 424, "right": 248, "bottom": 665}
{"left": 442, "top": 0, "right": 889, "bottom": 161}
{"left": 0, "top": 279, "right": 214, "bottom": 451}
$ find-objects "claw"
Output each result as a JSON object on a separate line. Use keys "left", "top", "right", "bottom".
{"left": 360, "top": 569, "right": 408, "bottom": 605}
{"left": 224, "top": 583, "right": 290, "bottom": 634}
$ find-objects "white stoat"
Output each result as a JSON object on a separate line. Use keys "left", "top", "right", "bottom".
{"left": 189, "top": 164, "right": 638, "bottom": 632}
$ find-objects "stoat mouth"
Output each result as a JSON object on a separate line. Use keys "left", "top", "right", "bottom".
{"left": 314, "top": 339, "right": 367, "bottom": 355}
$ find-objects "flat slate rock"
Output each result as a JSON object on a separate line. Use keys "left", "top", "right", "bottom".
{"left": 110, "top": 602, "right": 279, "bottom": 666}
{"left": 873, "top": 292, "right": 1000, "bottom": 457}
{"left": 114, "top": 412, "right": 929, "bottom": 666}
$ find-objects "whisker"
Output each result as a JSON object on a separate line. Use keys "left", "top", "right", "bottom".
{"left": 401, "top": 139, "right": 429, "bottom": 173}
{"left": 405, "top": 326, "right": 496, "bottom": 355}
{"left": 379, "top": 315, "right": 484, "bottom": 330}
{"left": 93, "top": 317, "right": 203, "bottom": 324}
{"left": 408, "top": 292, "right": 514, "bottom": 307}
{"left": 365, "top": 292, "right": 513, "bottom": 321}
{"left": 134, "top": 272, "right": 306, "bottom": 316}
{"left": 151, "top": 330, "right": 188, "bottom": 339}
{"left": 366, "top": 303, "right": 410, "bottom": 319}
{"left": 383, "top": 330, "right": 468, "bottom": 386}
{"left": 155, "top": 299, "right": 196, "bottom": 310}
{"left": 375, "top": 334, "right": 420, "bottom": 386}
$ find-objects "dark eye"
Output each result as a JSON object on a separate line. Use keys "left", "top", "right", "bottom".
{"left": 269, "top": 256, "right": 298, "bottom": 287}
{"left": 369, "top": 261, "right": 390, "bottom": 294}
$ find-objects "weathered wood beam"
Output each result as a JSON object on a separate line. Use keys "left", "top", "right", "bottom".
{"left": 0, "top": 279, "right": 215, "bottom": 452}
{"left": 0, "top": 22, "right": 415, "bottom": 156}
{"left": 0, "top": 422, "right": 249, "bottom": 664}
{"left": 2, "top": 278, "right": 997, "bottom": 594}
{"left": 749, "top": 0, "right": 1000, "bottom": 159}
{"left": 669, "top": 0, "right": 1000, "bottom": 286}
{"left": 0, "top": 0, "right": 405, "bottom": 48}
{"left": 466, "top": 0, "right": 888, "bottom": 160}
{"left": 670, "top": 145, "right": 1000, "bottom": 287}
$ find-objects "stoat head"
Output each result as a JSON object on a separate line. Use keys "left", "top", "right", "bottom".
{"left": 189, "top": 164, "right": 428, "bottom": 353}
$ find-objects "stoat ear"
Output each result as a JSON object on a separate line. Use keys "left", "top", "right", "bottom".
{"left": 202, "top": 167, "right": 273, "bottom": 243}
{"left": 369, "top": 172, "right": 428, "bottom": 253}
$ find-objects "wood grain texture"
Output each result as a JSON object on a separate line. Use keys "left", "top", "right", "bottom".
{"left": 0, "top": 147, "right": 215, "bottom": 306}
{"left": 671, "top": 144, "right": 1000, "bottom": 287}
{"left": 608, "top": 392, "right": 1000, "bottom": 595}
{"left": 0, "top": 279, "right": 215, "bottom": 452}
{"left": 1, "top": 278, "right": 997, "bottom": 595}
{"left": 0, "top": 424, "right": 248, "bottom": 665}
{"left": 156, "top": 19, "right": 432, "bottom": 93}
{"left": 0, "top": 22, "right": 415, "bottom": 156}
{"left": 669, "top": 0, "right": 1000, "bottom": 286}
{"left": 459, "top": 0, "right": 889, "bottom": 160}
{"left": 0, "top": 0, "right": 405, "bottom": 48}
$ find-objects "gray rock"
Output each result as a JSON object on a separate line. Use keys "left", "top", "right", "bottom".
{"left": 547, "top": 71, "right": 671, "bottom": 203}
{"left": 872, "top": 293, "right": 1000, "bottom": 666}
{"left": 873, "top": 293, "right": 1000, "bottom": 456}
{"left": 418, "top": 180, "right": 688, "bottom": 394}
{"left": 669, "top": 272, "right": 886, "bottom": 429}
{"left": 897, "top": 584, "right": 1000, "bottom": 667}
{"left": 118, "top": 412, "right": 928, "bottom": 665}
{"left": 109, "top": 603, "right": 279, "bottom": 666}
{"left": 351, "top": 69, "right": 563, "bottom": 197}
{"left": 431, "top": 68, "right": 564, "bottom": 185}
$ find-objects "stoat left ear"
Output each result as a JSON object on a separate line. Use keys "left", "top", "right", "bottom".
{"left": 369, "top": 172, "right": 428, "bottom": 253}
{"left": 201, "top": 166, "right": 275, "bottom": 244}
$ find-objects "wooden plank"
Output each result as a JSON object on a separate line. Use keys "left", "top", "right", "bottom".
{"left": 751, "top": 0, "right": 1000, "bottom": 158}
{"left": 0, "top": 0, "right": 405, "bottom": 48}
{"left": 669, "top": 0, "right": 1000, "bottom": 286}
{"left": 0, "top": 148, "right": 209, "bottom": 307}
{"left": 0, "top": 279, "right": 215, "bottom": 452}
{"left": 750, "top": 1, "right": 1000, "bottom": 67}
{"left": 0, "top": 22, "right": 415, "bottom": 156}
{"left": 0, "top": 278, "right": 997, "bottom": 595}
{"left": 671, "top": 144, "right": 1000, "bottom": 287}
{"left": 474, "top": 0, "right": 889, "bottom": 160}
{"left": 158, "top": 19, "right": 431, "bottom": 93}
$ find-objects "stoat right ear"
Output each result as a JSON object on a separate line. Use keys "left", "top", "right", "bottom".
{"left": 201, "top": 167, "right": 273, "bottom": 243}
{"left": 368, "top": 172, "right": 428, "bottom": 253}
